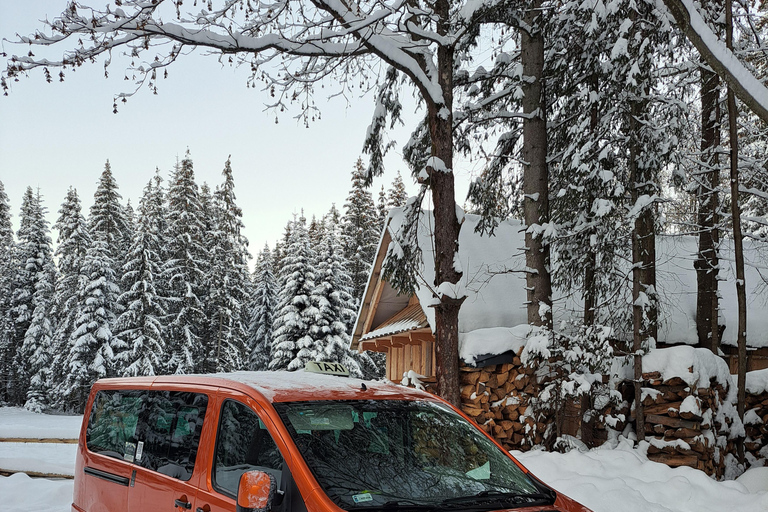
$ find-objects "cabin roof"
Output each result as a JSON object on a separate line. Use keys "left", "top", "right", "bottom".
{"left": 353, "top": 208, "right": 768, "bottom": 352}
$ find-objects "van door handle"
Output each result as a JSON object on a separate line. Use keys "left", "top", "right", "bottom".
{"left": 174, "top": 499, "right": 192, "bottom": 509}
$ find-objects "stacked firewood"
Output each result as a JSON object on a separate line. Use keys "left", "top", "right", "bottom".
{"left": 640, "top": 370, "right": 730, "bottom": 477}
{"left": 744, "top": 391, "right": 768, "bottom": 464}
{"left": 458, "top": 354, "right": 544, "bottom": 450}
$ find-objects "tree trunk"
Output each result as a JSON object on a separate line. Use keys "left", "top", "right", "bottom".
{"left": 584, "top": 75, "right": 599, "bottom": 327}
{"left": 695, "top": 67, "right": 721, "bottom": 353}
{"left": 726, "top": 0, "right": 747, "bottom": 464}
{"left": 629, "top": 6, "right": 658, "bottom": 442}
{"left": 429, "top": 0, "right": 463, "bottom": 407}
{"left": 521, "top": 0, "right": 552, "bottom": 328}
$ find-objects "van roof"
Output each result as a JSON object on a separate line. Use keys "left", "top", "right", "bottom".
{"left": 95, "top": 371, "right": 434, "bottom": 403}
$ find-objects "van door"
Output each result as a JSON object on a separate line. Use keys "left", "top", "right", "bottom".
{"left": 79, "top": 389, "right": 144, "bottom": 512}
{"left": 127, "top": 389, "right": 211, "bottom": 512}
{"left": 194, "top": 396, "right": 307, "bottom": 512}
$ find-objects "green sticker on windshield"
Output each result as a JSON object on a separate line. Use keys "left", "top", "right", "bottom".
{"left": 352, "top": 493, "right": 374, "bottom": 504}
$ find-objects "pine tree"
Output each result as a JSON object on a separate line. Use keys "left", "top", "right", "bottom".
{"left": 49, "top": 188, "right": 91, "bottom": 406}
{"left": 270, "top": 215, "right": 317, "bottom": 371}
{"left": 89, "top": 160, "right": 131, "bottom": 287}
{"left": 8, "top": 187, "right": 39, "bottom": 399}
{"left": 61, "top": 165, "right": 129, "bottom": 411}
{"left": 387, "top": 171, "right": 409, "bottom": 209}
{"left": 248, "top": 244, "right": 277, "bottom": 371}
{"left": 0, "top": 181, "right": 15, "bottom": 403}
{"left": 206, "top": 158, "right": 252, "bottom": 372}
{"left": 309, "top": 217, "right": 362, "bottom": 375}
{"left": 113, "top": 179, "right": 167, "bottom": 377}
{"left": 342, "top": 158, "right": 380, "bottom": 303}
{"left": 8, "top": 188, "right": 55, "bottom": 404}
{"left": 163, "top": 151, "right": 208, "bottom": 374}
{"left": 61, "top": 236, "right": 120, "bottom": 412}
{"left": 376, "top": 185, "right": 388, "bottom": 225}
{"left": 12, "top": 190, "right": 57, "bottom": 409}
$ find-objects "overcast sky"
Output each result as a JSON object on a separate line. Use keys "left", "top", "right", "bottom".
{"left": 0, "top": 0, "right": 483, "bottom": 260}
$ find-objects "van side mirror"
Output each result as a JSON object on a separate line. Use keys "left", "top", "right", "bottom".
{"left": 236, "top": 470, "right": 276, "bottom": 512}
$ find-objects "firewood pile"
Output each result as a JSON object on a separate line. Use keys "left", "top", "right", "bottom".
{"left": 458, "top": 354, "right": 544, "bottom": 450}
{"left": 640, "top": 369, "right": 731, "bottom": 477}
{"left": 744, "top": 391, "right": 768, "bottom": 465}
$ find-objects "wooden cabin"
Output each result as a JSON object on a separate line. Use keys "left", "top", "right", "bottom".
{"left": 351, "top": 209, "right": 768, "bottom": 385}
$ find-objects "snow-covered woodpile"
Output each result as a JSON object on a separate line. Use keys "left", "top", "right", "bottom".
{"left": 640, "top": 347, "right": 740, "bottom": 477}
{"left": 745, "top": 369, "right": 768, "bottom": 467}
{"left": 458, "top": 352, "right": 543, "bottom": 450}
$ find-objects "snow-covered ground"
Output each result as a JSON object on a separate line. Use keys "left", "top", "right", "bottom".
{"left": 0, "top": 408, "right": 766, "bottom": 512}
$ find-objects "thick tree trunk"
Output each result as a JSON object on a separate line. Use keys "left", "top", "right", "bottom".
{"left": 726, "top": 0, "right": 747, "bottom": 464}
{"left": 695, "top": 68, "right": 721, "bottom": 353}
{"left": 629, "top": 4, "right": 658, "bottom": 439}
{"left": 521, "top": 0, "right": 552, "bottom": 328}
{"left": 429, "top": 0, "right": 463, "bottom": 407}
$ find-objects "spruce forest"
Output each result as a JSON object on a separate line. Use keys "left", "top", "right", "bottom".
{"left": 0, "top": 157, "right": 409, "bottom": 413}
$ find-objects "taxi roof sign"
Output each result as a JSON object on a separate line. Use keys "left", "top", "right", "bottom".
{"left": 305, "top": 361, "right": 350, "bottom": 377}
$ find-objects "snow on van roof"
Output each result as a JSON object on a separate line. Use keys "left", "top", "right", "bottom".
{"left": 207, "top": 370, "right": 433, "bottom": 402}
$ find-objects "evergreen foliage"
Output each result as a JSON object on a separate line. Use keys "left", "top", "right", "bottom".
{"left": 0, "top": 182, "right": 15, "bottom": 403}
{"left": 248, "top": 245, "right": 277, "bottom": 371}
{"left": 49, "top": 188, "right": 90, "bottom": 405}
{"left": 342, "top": 158, "right": 380, "bottom": 303}
{"left": 162, "top": 152, "right": 209, "bottom": 374}
{"left": 309, "top": 216, "right": 361, "bottom": 375}
{"left": 206, "top": 158, "right": 252, "bottom": 372}
{"left": 270, "top": 215, "right": 317, "bottom": 371}
{"left": 113, "top": 179, "right": 167, "bottom": 377}
{"left": 12, "top": 190, "right": 56, "bottom": 410}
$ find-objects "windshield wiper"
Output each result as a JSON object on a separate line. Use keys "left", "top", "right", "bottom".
{"left": 346, "top": 500, "right": 439, "bottom": 512}
{"left": 440, "top": 489, "right": 555, "bottom": 509}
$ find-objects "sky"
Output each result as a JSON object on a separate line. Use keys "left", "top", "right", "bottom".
{"left": 0, "top": 0, "right": 481, "bottom": 258}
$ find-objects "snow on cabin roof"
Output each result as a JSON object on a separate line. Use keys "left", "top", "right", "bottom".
{"left": 368, "top": 208, "right": 768, "bottom": 353}
{"left": 360, "top": 303, "right": 428, "bottom": 341}
{"left": 385, "top": 208, "right": 530, "bottom": 336}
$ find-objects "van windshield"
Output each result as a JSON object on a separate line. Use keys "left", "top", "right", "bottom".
{"left": 273, "top": 400, "right": 553, "bottom": 511}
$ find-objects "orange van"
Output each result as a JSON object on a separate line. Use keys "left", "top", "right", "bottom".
{"left": 72, "top": 364, "right": 592, "bottom": 512}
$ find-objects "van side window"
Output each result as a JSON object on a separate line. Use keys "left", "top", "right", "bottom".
{"left": 213, "top": 400, "right": 285, "bottom": 498}
{"left": 138, "top": 391, "right": 209, "bottom": 481}
{"left": 86, "top": 390, "right": 144, "bottom": 462}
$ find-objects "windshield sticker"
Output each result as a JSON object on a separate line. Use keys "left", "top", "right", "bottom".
{"left": 135, "top": 441, "right": 144, "bottom": 462}
{"left": 123, "top": 442, "right": 136, "bottom": 463}
{"left": 352, "top": 493, "right": 374, "bottom": 504}
{"left": 310, "top": 417, "right": 331, "bottom": 426}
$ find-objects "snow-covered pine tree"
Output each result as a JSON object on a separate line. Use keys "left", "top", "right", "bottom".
{"left": 387, "top": 171, "right": 409, "bottom": 209}
{"left": 163, "top": 151, "right": 208, "bottom": 374}
{"left": 342, "top": 158, "right": 380, "bottom": 304}
{"left": 7, "top": 187, "right": 39, "bottom": 400}
{"left": 248, "top": 244, "right": 277, "bottom": 371}
{"left": 270, "top": 215, "right": 317, "bottom": 371}
{"left": 12, "top": 189, "right": 57, "bottom": 410}
{"left": 205, "top": 158, "right": 252, "bottom": 372}
{"left": 61, "top": 235, "right": 120, "bottom": 412}
{"left": 376, "top": 185, "right": 388, "bottom": 226}
{"left": 309, "top": 216, "right": 362, "bottom": 375}
{"left": 113, "top": 178, "right": 167, "bottom": 377}
{"left": 0, "top": 181, "right": 15, "bottom": 403}
{"left": 61, "top": 164, "right": 129, "bottom": 411}
{"left": 48, "top": 187, "right": 91, "bottom": 407}
{"left": 88, "top": 160, "right": 131, "bottom": 289}
{"left": 7, "top": 188, "right": 56, "bottom": 404}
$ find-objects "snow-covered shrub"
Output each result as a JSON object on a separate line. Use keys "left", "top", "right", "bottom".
{"left": 521, "top": 323, "right": 622, "bottom": 451}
